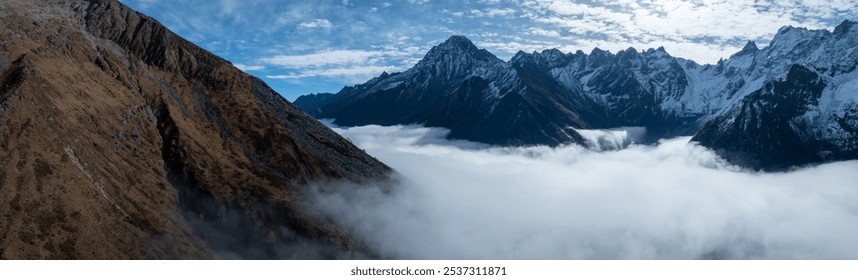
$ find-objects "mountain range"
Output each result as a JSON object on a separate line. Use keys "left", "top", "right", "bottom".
{"left": 0, "top": 0, "right": 389, "bottom": 259}
{"left": 295, "top": 21, "right": 858, "bottom": 171}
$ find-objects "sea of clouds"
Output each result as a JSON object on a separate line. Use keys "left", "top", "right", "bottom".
{"left": 308, "top": 124, "right": 858, "bottom": 259}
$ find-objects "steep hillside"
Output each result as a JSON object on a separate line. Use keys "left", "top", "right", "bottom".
{"left": 0, "top": 0, "right": 390, "bottom": 259}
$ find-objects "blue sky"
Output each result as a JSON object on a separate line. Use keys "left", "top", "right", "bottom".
{"left": 119, "top": 0, "right": 856, "bottom": 101}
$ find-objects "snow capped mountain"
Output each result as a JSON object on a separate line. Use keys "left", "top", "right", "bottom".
{"left": 690, "top": 20, "right": 858, "bottom": 170}
{"left": 691, "top": 64, "right": 831, "bottom": 170}
{"left": 295, "top": 20, "right": 858, "bottom": 170}
{"left": 296, "top": 36, "right": 506, "bottom": 128}
{"left": 412, "top": 35, "right": 505, "bottom": 84}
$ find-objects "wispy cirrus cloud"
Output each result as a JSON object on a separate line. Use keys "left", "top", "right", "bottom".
{"left": 257, "top": 47, "right": 419, "bottom": 84}
{"left": 233, "top": 63, "right": 265, "bottom": 71}
{"left": 470, "top": 8, "right": 516, "bottom": 17}
{"left": 528, "top": 27, "right": 560, "bottom": 38}
{"left": 260, "top": 50, "right": 384, "bottom": 68}
{"left": 517, "top": 0, "right": 858, "bottom": 62}
{"left": 297, "top": 19, "right": 333, "bottom": 30}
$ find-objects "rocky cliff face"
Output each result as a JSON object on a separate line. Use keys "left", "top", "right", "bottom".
{"left": 0, "top": 0, "right": 390, "bottom": 259}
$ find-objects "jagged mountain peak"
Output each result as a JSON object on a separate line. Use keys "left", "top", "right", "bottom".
{"left": 405, "top": 35, "right": 506, "bottom": 89}
{"left": 776, "top": 25, "right": 805, "bottom": 34}
{"left": 771, "top": 24, "right": 827, "bottom": 43}
{"left": 765, "top": 24, "right": 835, "bottom": 63}
{"left": 537, "top": 48, "right": 573, "bottom": 66}
{"left": 590, "top": 47, "right": 610, "bottom": 56}
{"left": 587, "top": 47, "right": 613, "bottom": 67}
{"left": 731, "top": 40, "right": 759, "bottom": 58}
{"left": 741, "top": 40, "right": 758, "bottom": 52}
{"left": 511, "top": 50, "right": 529, "bottom": 59}
{"left": 540, "top": 48, "right": 565, "bottom": 56}
{"left": 511, "top": 48, "right": 568, "bottom": 64}
{"left": 426, "top": 35, "right": 491, "bottom": 57}
{"left": 643, "top": 46, "right": 668, "bottom": 55}
{"left": 834, "top": 19, "right": 856, "bottom": 34}
{"left": 616, "top": 47, "right": 640, "bottom": 60}
{"left": 441, "top": 35, "right": 477, "bottom": 49}
{"left": 418, "top": 35, "right": 502, "bottom": 67}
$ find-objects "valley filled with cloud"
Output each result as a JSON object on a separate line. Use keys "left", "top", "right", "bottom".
{"left": 309, "top": 124, "right": 858, "bottom": 259}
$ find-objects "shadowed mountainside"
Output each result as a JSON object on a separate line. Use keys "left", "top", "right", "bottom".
{"left": 0, "top": 0, "right": 390, "bottom": 259}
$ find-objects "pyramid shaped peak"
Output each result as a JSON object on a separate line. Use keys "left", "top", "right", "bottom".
{"left": 440, "top": 35, "right": 477, "bottom": 49}
{"left": 730, "top": 40, "right": 759, "bottom": 59}
{"left": 422, "top": 35, "right": 501, "bottom": 64}
{"left": 742, "top": 40, "right": 758, "bottom": 51}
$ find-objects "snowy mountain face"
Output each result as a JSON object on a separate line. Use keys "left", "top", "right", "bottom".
{"left": 691, "top": 64, "right": 832, "bottom": 170}
{"left": 297, "top": 36, "right": 504, "bottom": 128}
{"left": 690, "top": 21, "right": 858, "bottom": 170}
{"left": 295, "top": 20, "right": 858, "bottom": 170}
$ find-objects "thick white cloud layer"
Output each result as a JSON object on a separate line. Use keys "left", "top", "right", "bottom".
{"left": 309, "top": 124, "right": 858, "bottom": 259}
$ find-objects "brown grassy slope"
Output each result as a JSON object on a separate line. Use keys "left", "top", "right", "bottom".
{"left": 0, "top": 0, "right": 390, "bottom": 259}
